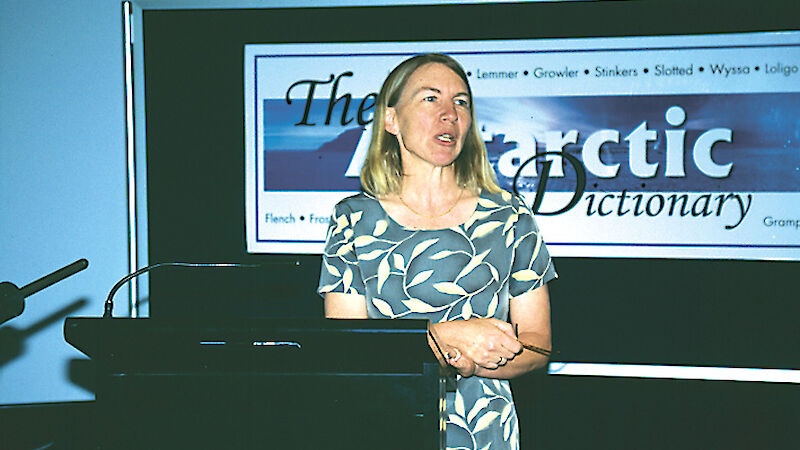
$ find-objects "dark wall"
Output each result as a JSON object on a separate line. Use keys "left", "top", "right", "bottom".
{"left": 514, "top": 372, "right": 800, "bottom": 449}
{"left": 144, "top": 0, "right": 799, "bottom": 364}
{"left": 141, "top": 2, "right": 799, "bottom": 448}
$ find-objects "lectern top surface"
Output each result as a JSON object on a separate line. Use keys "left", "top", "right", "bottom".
{"left": 63, "top": 317, "right": 439, "bottom": 373}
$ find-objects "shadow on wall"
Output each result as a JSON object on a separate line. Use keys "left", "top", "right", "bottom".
{"left": 0, "top": 297, "right": 87, "bottom": 368}
{"left": 67, "top": 358, "right": 95, "bottom": 395}
{"left": 66, "top": 296, "right": 151, "bottom": 395}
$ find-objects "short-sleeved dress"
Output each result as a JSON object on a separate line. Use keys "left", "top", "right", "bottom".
{"left": 318, "top": 189, "right": 557, "bottom": 450}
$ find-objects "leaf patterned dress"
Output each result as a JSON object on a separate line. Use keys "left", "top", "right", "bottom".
{"left": 318, "top": 189, "right": 557, "bottom": 450}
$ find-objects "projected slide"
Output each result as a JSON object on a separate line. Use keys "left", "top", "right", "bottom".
{"left": 245, "top": 32, "right": 800, "bottom": 259}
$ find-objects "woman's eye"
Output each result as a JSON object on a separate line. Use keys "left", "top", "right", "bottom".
{"left": 455, "top": 98, "right": 469, "bottom": 107}
{"left": 423, "top": 95, "right": 437, "bottom": 102}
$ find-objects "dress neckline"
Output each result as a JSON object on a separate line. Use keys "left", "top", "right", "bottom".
{"left": 373, "top": 190, "right": 485, "bottom": 232}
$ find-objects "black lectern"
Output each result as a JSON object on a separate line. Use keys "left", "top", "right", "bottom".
{"left": 65, "top": 317, "right": 447, "bottom": 449}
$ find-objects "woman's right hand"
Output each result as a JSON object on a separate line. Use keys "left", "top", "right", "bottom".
{"left": 445, "top": 347, "right": 477, "bottom": 377}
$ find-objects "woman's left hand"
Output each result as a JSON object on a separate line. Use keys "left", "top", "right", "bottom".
{"left": 433, "top": 317, "right": 522, "bottom": 370}
{"left": 434, "top": 284, "right": 552, "bottom": 379}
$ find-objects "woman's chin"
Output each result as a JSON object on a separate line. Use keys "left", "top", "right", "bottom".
{"left": 428, "top": 149, "right": 461, "bottom": 167}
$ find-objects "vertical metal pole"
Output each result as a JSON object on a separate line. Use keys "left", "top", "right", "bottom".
{"left": 123, "top": 1, "right": 138, "bottom": 317}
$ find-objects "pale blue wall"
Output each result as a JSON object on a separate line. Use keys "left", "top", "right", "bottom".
{"left": 0, "top": 0, "right": 551, "bottom": 406}
{"left": 0, "top": 0, "right": 129, "bottom": 404}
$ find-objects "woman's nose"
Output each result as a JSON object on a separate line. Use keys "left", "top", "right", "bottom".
{"left": 441, "top": 103, "right": 458, "bottom": 122}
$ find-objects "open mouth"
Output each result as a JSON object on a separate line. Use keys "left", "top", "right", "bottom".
{"left": 436, "top": 133, "right": 455, "bottom": 143}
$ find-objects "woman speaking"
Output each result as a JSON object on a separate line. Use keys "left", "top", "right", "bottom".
{"left": 319, "top": 53, "right": 557, "bottom": 450}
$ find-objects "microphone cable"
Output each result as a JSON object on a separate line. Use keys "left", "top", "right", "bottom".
{"left": 102, "top": 262, "right": 260, "bottom": 318}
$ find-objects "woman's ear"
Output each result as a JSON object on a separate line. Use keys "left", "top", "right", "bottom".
{"left": 384, "top": 107, "right": 399, "bottom": 136}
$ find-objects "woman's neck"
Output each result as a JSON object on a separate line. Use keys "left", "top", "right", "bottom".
{"left": 377, "top": 168, "right": 478, "bottom": 230}
{"left": 399, "top": 168, "right": 461, "bottom": 208}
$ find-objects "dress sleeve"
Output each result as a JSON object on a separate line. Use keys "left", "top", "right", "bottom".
{"left": 317, "top": 200, "right": 367, "bottom": 296}
{"left": 508, "top": 195, "right": 558, "bottom": 298}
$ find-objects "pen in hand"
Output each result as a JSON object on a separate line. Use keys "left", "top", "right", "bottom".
{"left": 514, "top": 323, "right": 553, "bottom": 357}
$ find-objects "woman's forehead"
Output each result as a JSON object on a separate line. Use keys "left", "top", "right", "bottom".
{"left": 403, "top": 62, "right": 468, "bottom": 94}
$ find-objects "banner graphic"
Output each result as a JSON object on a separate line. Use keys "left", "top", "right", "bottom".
{"left": 245, "top": 32, "right": 800, "bottom": 259}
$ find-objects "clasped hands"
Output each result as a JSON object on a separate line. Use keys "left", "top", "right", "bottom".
{"left": 433, "top": 318, "right": 522, "bottom": 377}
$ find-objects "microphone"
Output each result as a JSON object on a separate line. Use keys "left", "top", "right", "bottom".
{"left": 1, "top": 259, "right": 89, "bottom": 325}
{"left": 102, "top": 262, "right": 262, "bottom": 318}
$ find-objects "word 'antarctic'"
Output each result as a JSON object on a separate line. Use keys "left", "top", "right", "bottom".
{"left": 497, "top": 106, "right": 733, "bottom": 180}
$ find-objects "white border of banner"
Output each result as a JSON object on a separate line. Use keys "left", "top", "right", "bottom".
{"left": 548, "top": 362, "right": 800, "bottom": 384}
{"left": 245, "top": 31, "right": 800, "bottom": 259}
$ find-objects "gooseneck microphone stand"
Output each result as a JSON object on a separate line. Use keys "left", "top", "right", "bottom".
{"left": 0, "top": 259, "right": 88, "bottom": 325}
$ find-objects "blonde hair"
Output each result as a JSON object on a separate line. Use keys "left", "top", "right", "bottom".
{"left": 360, "top": 53, "right": 501, "bottom": 195}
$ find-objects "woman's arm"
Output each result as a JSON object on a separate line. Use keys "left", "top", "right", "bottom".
{"left": 324, "top": 292, "right": 368, "bottom": 318}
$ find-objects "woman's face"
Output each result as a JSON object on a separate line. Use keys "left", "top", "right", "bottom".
{"left": 385, "top": 62, "right": 472, "bottom": 171}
